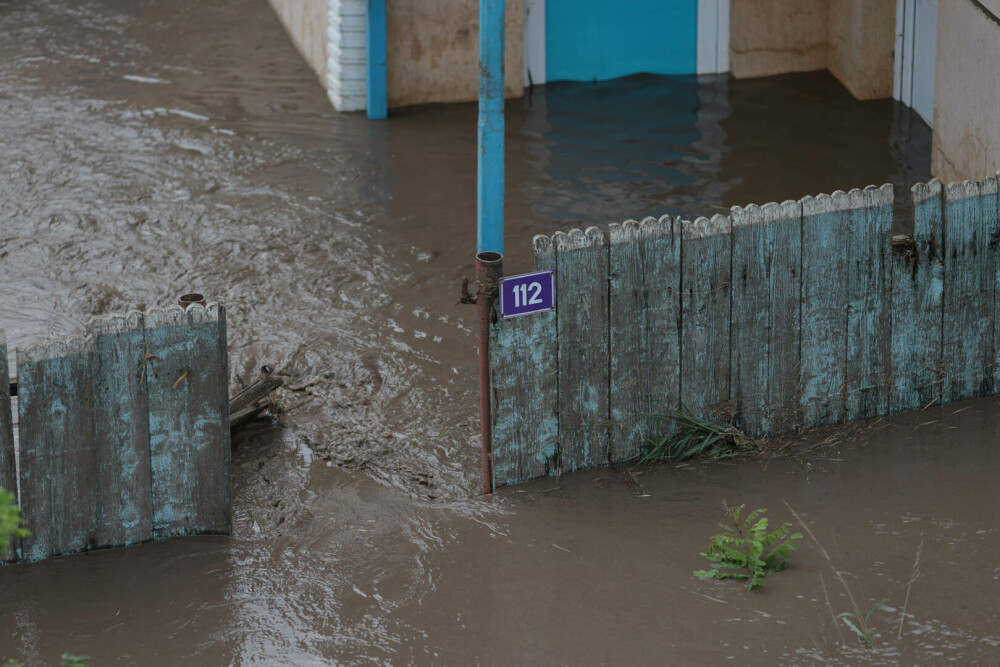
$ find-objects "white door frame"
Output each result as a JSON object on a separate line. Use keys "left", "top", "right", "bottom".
{"left": 894, "top": 0, "right": 938, "bottom": 126}
{"left": 524, "top": 0, "right": 547, "bottom": 85}
{"left": 697, "top": 0, "right": 730, "bottom": 75}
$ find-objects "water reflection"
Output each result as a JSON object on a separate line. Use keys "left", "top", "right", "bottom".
{"left": 520, "top": 71, "right": 932, "bottom": 231}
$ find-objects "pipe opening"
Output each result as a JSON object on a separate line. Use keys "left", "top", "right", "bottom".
{"left": 476, "top": 251, "right": 503, "bottom": 264}
{"left": 178, "top": 292, "right": 207, "bottom": 309}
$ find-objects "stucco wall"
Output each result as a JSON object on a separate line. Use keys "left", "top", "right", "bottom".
{"left": 387, "top": 0, "right": 523, "bottom": 108}
{"left": 729, "top": 0, "right": 894, "bottom": 101}
{"left": 827, "top": 0, "right": 895, "bottom": 100}
{"left": 729, "top": 0, "right": 827, "bottom": 79}
{"left": 268, "top": 0, "right": 328, "bottom": 83}
{"left": 932, "top": 0, "right": 1000, "bottom": 181}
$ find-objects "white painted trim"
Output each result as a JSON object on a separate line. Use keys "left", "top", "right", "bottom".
{"left": 524, "top": 0, "right": 546, "bottom": 85}
{"left": 716, "top": 0, "right": 729, "bottom": 73}
{"left": 893, "top": 0, "right": 906, "bottom": 100}
{"left": 327, "top": 0, "right": 367, "bottom": 112}
{"left": 697, "top": 0, "right": 729, "bottom": 74}
{"left": 893, "top": 0, "right": 936, "bottom": 126}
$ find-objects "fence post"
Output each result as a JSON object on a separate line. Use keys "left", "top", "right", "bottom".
{"left": 477, "top": 252, "right": 503, "bottom": 494}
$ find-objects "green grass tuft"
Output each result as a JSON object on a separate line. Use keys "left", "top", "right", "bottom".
{"left": 641, "top": 410, "right": 761, "bottom": 464}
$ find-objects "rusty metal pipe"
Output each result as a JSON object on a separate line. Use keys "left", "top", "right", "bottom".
{"left": 476, "top": 251, "right": 503, "bottom": 495}
{"left": 177, "top": 292, "right": 207, "bottom": 309}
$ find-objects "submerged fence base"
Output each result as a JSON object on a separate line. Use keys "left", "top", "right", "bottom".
{"left": 490, "top": 175, "right": 1000, "bottom": 490}
{"left": 1, "top": 303, "right": 230, "bottom": 563}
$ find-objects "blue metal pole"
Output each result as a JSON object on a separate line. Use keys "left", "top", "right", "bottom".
{"left": 366, "top": 0, "right": 387, "bottom": 120}
{"left": 477, "top": 0, "right": 505, "bottom": 254}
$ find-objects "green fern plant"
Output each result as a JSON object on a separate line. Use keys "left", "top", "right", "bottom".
{"left": 694, "top": 502, "right": 803, "bottom": 590}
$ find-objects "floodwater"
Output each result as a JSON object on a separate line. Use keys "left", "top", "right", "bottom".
{"left": 5, "top": 0, "right": 996, "bottom": 664}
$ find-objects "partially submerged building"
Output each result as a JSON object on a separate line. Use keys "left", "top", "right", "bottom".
{"left": 268, "top": 0, "right": 998, "bottom": 182}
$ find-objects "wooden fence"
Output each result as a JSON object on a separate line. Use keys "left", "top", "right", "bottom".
{"left": 490, "top": 176, "right": 1000, "bottom": 489}
{"left": 1, "top": 303, "right": 230, "bottom": 563}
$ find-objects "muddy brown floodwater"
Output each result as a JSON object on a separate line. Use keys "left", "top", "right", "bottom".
{"left": 3, "top": 0, "right": 996, "bottom": 664}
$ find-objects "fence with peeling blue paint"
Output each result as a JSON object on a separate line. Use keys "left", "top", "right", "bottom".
{"left": 1, "top": 303, "right": 229, "bottom": 563}
{"left": 490, "top": 175, "right": 1000, "bottom": 490}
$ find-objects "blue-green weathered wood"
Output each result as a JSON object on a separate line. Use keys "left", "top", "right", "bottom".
{"left": 730, "top": 201, "right": 802, "bottom": 436}
{"left": 640, "top": 216, "right": 682, "bottom": 449}
{"left": 800, "top": 192, "right": 850, "bottom": 428}
{"left": 608, "top": 219, "right": 645, "bottom": 458}
{"left": 942, "top": 178, "right": 997, "bottom": 403}
{"left": 490, "top": 236, "right": 559, "bottom": 488}
{"left": 88, "top": 311, "right": 152, "bottom": 548}
{"left": 890, "top": 180, "right": 944, "bottom": 412}
{"left": 0, "top": 331, "right": 16, "bottom": 561}
{"left": 608, "top": 216, "right": 681, "bottom": 461}
{"left": 555, "top": 227, "right": 609, "bottom": 473}
{"left": 146, "top": 303, "right": 230, "bottom": 538}
{"left": 17, "top": 336, "right": 97, "bottom": 561}
{"left": 680, "top": 215, "right": 731, "bottom": 422}
{"left": 994, "top": 171, "right": 1000, "bottom": 393}
{"left": 845, "top": 184, "right": 893, "bottom": 421}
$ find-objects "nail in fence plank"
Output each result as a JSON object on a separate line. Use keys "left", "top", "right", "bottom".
{"left": 730, "top": 201, "right": 802, "bottom": 437}
{"left": 680, "top": 215, "right": 732, "bottom": 422}
{"left": 0, "top": 331, "right": 16, "bottom": 561}
{"left": 800, "top": 193, "right": 850, "bottom": 429}
{"left": 555, "top": 227, "right": 609, "bottom": 473}
{"left": 942, "top": 178, "right": 998, "bottom": 403}
{"left": 146, "top": 303, "right": 230, "bottom": 538}
{"left": 490, "top": 236, "right": 559, "bottom": 488}
{"left": 609, "top": 216, "right": 681, "bottom": 461}
{"left": 18, "top": 337, "right": 97, "bottom": 561}
{"left": 845, "top": 185, "right": 893, "bottom": 421}
{"left": 890, "top": 180, "right": 944, "bottom": 412}
{"left": 88, "top": 311, "right": 152, "bottom": 548}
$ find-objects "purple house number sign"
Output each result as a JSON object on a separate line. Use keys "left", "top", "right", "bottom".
{"left": 498, "top": 270, "right": 555, "bottom": 319}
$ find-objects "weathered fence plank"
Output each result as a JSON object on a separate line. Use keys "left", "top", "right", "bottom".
{"left": 609, "top": 220, "right": 645, "bottom": 459}
{"left": 942, "top": 178, "right": 998, "bottom": 403}
{"left": 555, "top": 227, "right": 609, "bottom": 473}
{"left": 88, "top": 312, "right": 152, "bottom": 548}
{"left": 637, "top": 216, "right": 681, "bottom": 453}
{"left": 0, "top": 331, "right": 16, "bottom": 561}
{"left": 730, "top": 201, "right": 802, "bottom": 436}
{"left": 994, "top": 171, "right": 1000, "bottom": 392}
{"left": 890, "top": 180, "right": 944, "bottom": 412}
{"left": 609, "top": 216, "right": 682, "bottom": 462}
{"left": 680, "top": 215, "right": 731, "bottom": 422}
{"left": 18, "top": 337, "right": 97, "bottom": 561}
{"left": 845, "top": 184, "right": 893, "bottom": 421}
{"left": 146, "top": 303, "right": 230, "bottom": 538}
{"left": 490, "top": 236, "right": 559, "bottom": 488}
{"left": 800, "top": 193, "right": 850, "bottom": 429}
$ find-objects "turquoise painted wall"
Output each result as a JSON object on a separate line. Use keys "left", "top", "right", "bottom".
{"left": 546, "top": 0, "right": 698, "bottom": 82}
